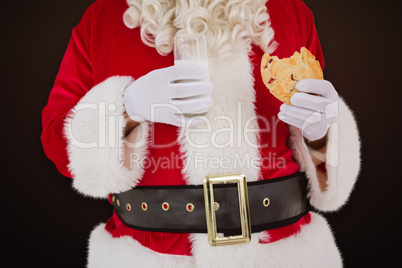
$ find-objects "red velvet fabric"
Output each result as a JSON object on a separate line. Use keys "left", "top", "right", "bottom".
{"left": 41, "top": 0, "right": 324, "bottom": 256}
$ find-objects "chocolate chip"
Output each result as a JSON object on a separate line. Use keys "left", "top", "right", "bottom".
{"left": 269, "top": 58, "right": 273, "bottom": 64}
{"left": 291, "top": 74, "right": 295, "bottom": 81}
{"left": 268, "top": 78, "right": 275, "bottom": 84}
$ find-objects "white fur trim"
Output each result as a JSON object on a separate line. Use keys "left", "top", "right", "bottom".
{"left": 88, "top": 213, "right": 342, "bottom": 268}
{"left": 87, "top": 224, "right": 194, "bottom": 268}
{"left": 64, "top": 76, "right": 150, "bottom": 198}
{"left": 190, "top": 212, "right": 342, "bottom": 267}
{"left": 178, "top": 52, "right": 261, "bottom": 185}
{"left": 177, "top": 48, "right": 266, "bottom": 264}
{"left": 288, "top": 97, "right": 361, "bottom": 211}
{"left": 86, "top": 213, "right": 341, "bottom": 267}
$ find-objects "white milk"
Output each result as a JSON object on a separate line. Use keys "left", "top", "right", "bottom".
{"left": 174, "top": 59, "right": 210, "bottom": 78}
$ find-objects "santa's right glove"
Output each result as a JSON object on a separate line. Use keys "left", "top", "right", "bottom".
{"left": 124, "top": 65, "right": 213, "bottom": 127}
{"left": 278, "top": 79, "right": 339, "bottom": 141}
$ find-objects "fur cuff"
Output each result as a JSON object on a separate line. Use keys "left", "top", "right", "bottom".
{"left": 288, "top": 97, "right": 361, "bottom": 211}
{"left": 64, "top": 76, "right": 148, "bottom": 198}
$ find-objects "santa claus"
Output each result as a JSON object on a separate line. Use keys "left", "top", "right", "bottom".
{"left": 41, "top": 0, "right": 361, "bottom": 267}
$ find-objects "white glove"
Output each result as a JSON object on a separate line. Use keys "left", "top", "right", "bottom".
{"left": 124, "top": 65, "right": 213, "bottom": 127}
{"left": 278, "top": 79, "right": 339, "bottom": 141}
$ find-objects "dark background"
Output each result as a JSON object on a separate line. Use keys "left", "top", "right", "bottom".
{"left": 1, "top": 0, "right": 401, "bottom": 267}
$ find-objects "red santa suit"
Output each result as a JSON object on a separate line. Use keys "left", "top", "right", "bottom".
{"left": 41, "top": 0, "right": 361, "bottom": 267}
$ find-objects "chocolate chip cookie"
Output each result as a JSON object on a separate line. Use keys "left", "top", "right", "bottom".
{"left": 261, "top": 47, "right": 323, "bottom": 104}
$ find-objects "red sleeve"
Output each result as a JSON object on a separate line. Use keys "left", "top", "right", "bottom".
{"left": 267, "top": 0, "right": 325, "bottom": 69}
{"left": 302, "top": 2, "right": 325, "bottom": 70}
{"left": 41, "top": 4, "right": 95, "bottom": 178}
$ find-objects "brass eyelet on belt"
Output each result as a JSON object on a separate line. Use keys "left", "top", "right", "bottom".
{"left": 263, "top": 198, "right": 270, "bottom": 207}
{"left": 186, "top": 203, "right": 194, "bottom": 212}
{"left": 162, "top": 202, "right": 170, "bottom": 211}
{"left": 214, "top": 202, "right": 220, "bottom": 211}
{"left": 112, "top": 195, "right": 116, "bottom": 203}
{"left": 141, "top": 202, "right": 148, "bottom": 211}
{"left": 116, "top": 199, "right": 120, "bottom": 207}
{"left": 126, "top": 203, "right": 132, "bottom": 211}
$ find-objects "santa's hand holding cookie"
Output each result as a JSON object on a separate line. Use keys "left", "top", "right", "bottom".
{"left": 278, "top": 79, "right": 339, "bottom": 142}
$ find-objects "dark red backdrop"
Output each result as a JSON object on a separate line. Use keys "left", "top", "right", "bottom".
{"left": 1, "top": 0, "right": 400, "bottom": 266}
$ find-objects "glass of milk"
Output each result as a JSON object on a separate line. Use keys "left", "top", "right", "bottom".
{"left": 173, "top": 34, "right": 210, "bottom": 115}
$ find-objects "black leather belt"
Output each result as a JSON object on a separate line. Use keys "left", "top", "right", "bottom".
{"left": 112, "top": 172, "right": 309, "bottom": 246}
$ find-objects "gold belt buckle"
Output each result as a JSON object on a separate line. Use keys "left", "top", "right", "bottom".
{"left": 203, "top": 173, "right": 251, "bottom": 246}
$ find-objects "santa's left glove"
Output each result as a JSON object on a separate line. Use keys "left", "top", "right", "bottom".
{"left": 278, "top": 79, "right": 339, "bottom": 141}
{"left": 123, "top": 65, "right": 213, "bottom": 127}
